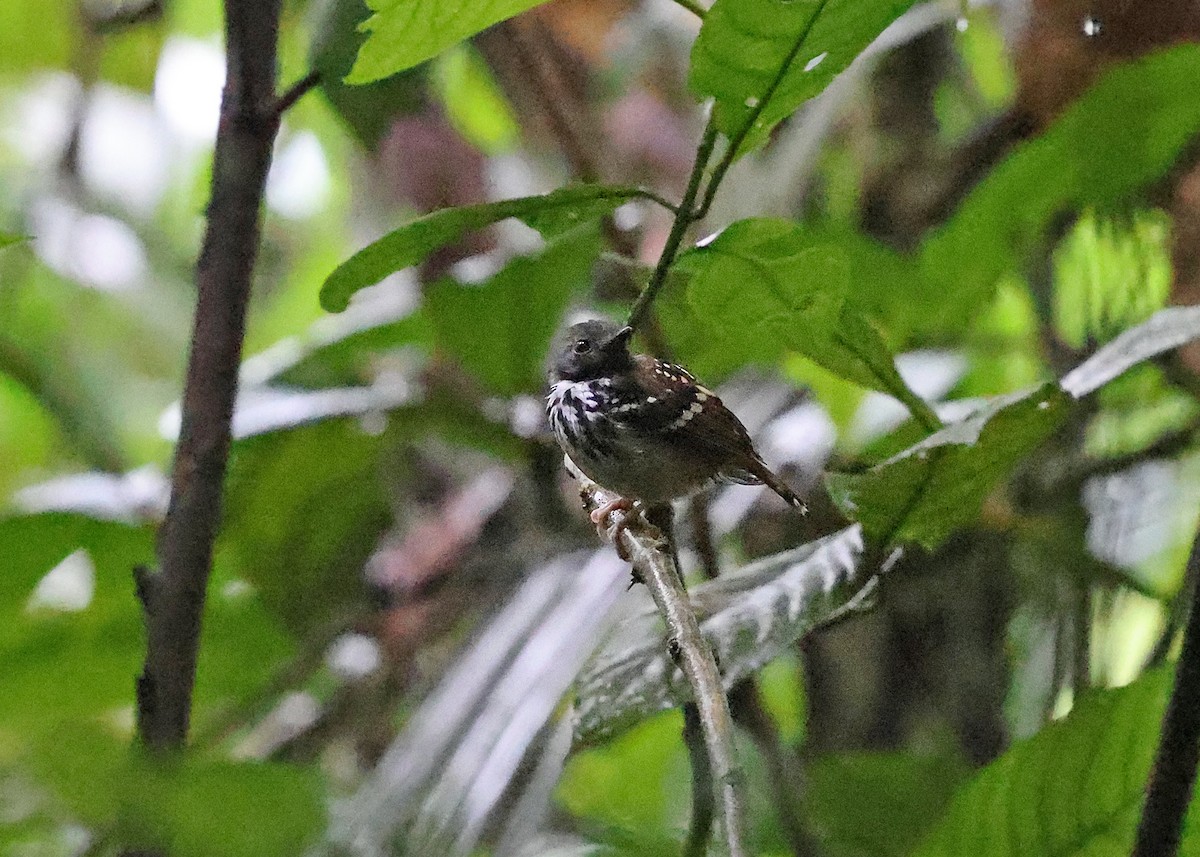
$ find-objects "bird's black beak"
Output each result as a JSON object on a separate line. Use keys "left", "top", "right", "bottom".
{"left": 604, "top": 326, "right": 634, "bottom": 352}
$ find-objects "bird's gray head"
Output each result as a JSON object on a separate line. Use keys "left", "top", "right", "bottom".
{"left": 548, "top": 319, "right": 634, "bottom": 383}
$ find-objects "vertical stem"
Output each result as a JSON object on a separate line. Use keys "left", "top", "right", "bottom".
{"left": 134, "top": 0, "right": 284, "bottom": 750}
{"left": 682, "top": 703, "right": 716, "bottom": 857}
{"left": 1132, "top": 530, "right": 1200, "bottom": 857}
{"left": 625, "top": 120, "right": 719, "bottom": 333}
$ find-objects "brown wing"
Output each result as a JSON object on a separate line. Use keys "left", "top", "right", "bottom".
{"left": 609, "top": 356, "right": 761, "bottom": 473}
{"left": 611, "top": 356, "right": 806, "bottom": 510}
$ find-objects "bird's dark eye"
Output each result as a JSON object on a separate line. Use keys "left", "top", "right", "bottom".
{"left": 573, "top": 339, "right": 591, "bottom": 355}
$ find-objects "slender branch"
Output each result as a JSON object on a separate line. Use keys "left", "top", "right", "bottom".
{"left": 503, "top": 18, "right": 600, "bottom": 183}
{"left": 625, "top": 0, "right": 830, "bottom": 332}
{"left": 670, "top": 0, "right": 708, "bottom": 19}
{"left": 1072, "top": 574, "right": 1091, "bottom": 692}
{"left": 626, "top": 120, "right": 719, "bottom": 333}
{"left": 273, "top": 69, "right": 321, "bottom": 117}
{"left": 1132, "top": 529, "right": 1200, "bottom": 857}
{"left": 135, "top": 0, "right": 284, "bottom": 751}
{"left": 682, "top": 703, "right": 715, "bottom": 857}
{"left": 576, "top": 469, "right": 748, "bottom": 857}
{"left": 85, "top": 0, "right": 163, "bottom": 34}
{"left": 693, "top": 0, "right": 831, "bottom": 222}
{"left": 690, "top": 494, "right": 817, "bottom": 857}
{"left": 729, "top": 682, "right": 817, "bottom": 857}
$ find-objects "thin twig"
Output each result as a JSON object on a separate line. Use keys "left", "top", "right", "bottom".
{"left": 682, "top": 703, "right": 715, "bottom": 857}
{"left": 693, "top": 0, "right": 831, "bottom": 222}
{"left": 503, "top": 18, "right": 600, "bottom": 183}
{"left": 273, "top": 69, "right": 321, "bottom": 117}
{"left": 626, "top": 0, "right": 830, "bottom": 332}
{"left": 729, "top": 682, "right": 817, "bottom": 857}
{"left": 690, "top": 494, "right": 817, "bottom": 857}
{"left": 576, "top": 469, "right": 748, "bottom": 857}
{"left": 1072, "top": 573, "right": 1091, "bottom": 692}
{"left": 626, "top": 120, "right": 719, "bottom": 333}
{"left": 135, "top": 0, "right": 284, "bottom": 751}
{"left": 670, "top": 0, "right": 708, "bottom": 19}
{"left": 1132, "top": 529, "right": 1200, "bottom": 857}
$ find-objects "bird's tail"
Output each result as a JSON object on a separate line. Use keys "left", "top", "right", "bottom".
{"left": 746, "top": 458, "right": 808, "bottom": 515}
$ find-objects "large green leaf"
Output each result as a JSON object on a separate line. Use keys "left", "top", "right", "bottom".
{"left": 0, "top": 514, "right": 152, "bottom": 737}
{"left": 310, "top": 0, "right": 427, "bottom": 149}
{"left": 29, "top": 728, "right": 323, "bottom": 857}
{"left": 0, "top": 511, "right": 293, "bottom": 743}
{"left": 427, "top": 226, "right": 600, "bottom": 396}
{"left": 807, "top": 752, "right": 970, "bottom": 857}
{"left": 920, "top": 45, "right": 1200, "bottom": 328}
{"left": 827, "top": 305, "right": 1200, "bottom": 549}
{"left": 689, "top": 0, "right": 914, "bottom": 152}
{"left": 347, "top": 0, "right": 553, "bottom": 84}
{"left": 675, "top": 218, "right": 938, "bottom": 426}
{"left": 913, "top": 669, "right": 1200, "bottom": 857}
{"left": 320, "top": 185, "right": 646, "bottom": 312}
{"left": 827, "top": 386, "right": 1071, "bottom": 549}
{"left": 219, "top": 418, "right": 392, "bottom": 635}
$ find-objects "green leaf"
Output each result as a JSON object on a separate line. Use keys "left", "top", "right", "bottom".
{"left": 29, "top": 728, "right": 323, "bottom": 857}
{"left": 807, "top": 752, "right": 970, "bottom": 857}
{"left": 827, "top": 386, "right": 1071, "bottom": 549}
{"left": 828, "top": 304, "right": 1200, "bottom": 550}
{"left": 689, "top": 0, "right": 915, "bottom": 152}
{"left": 347, "top": 0, "right": 553, "bottom": 84}
{"left": 558, "top": 711, "right": 689, "bottom": 842}
{"left": 426, "top": 225, "right": 601, "bottom": 395}
{"left": 676, "top": 219, "right": 938, "bottom": 426}
{"left": 0, "top": 510, "right": 295, "bottom": 742}
{"left": 220, "top": 418, "right": 391, "bottom": 634}
{"left": 913, "top": 669, "right": 1195, "bottom": 857}
{"left": 920, "top": 45, "right": 1200, "bottom": 328}
{"left": 310, "top": 0, "right": 427, "bottom": 149}
{"left": 574, "top": 527, "right": 873, "bottom": 746}
{"left": 0, "top": 514, "right": 152, "bottom": 737}
{"left": 0, "top": 232, "right": 29, "bottom": 249}
{"left": 433, "top": 44, "right": 520, "bottom": 155}
{"left": 320, "top": 185, "right": 647, "bottom": 312}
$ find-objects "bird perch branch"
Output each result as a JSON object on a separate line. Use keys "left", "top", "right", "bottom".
{"left": 572, "top": 463, "right": 748, "bottom": 857}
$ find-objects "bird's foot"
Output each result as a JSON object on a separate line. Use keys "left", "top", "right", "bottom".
{"left": 591, "top": 496, "right": 639, "bottom": 559}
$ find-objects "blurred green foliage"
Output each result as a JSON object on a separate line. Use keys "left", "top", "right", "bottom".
{"left": 4, "top": 0, "right": 1200, "bottom": 855}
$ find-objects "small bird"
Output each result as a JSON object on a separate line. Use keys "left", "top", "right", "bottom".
{"left": 546, "top": 319, "right": 806, "bottom": 526}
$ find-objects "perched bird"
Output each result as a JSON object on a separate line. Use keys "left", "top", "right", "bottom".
{"left": 546, "top": 319, "right": 806, "bottom": 525}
